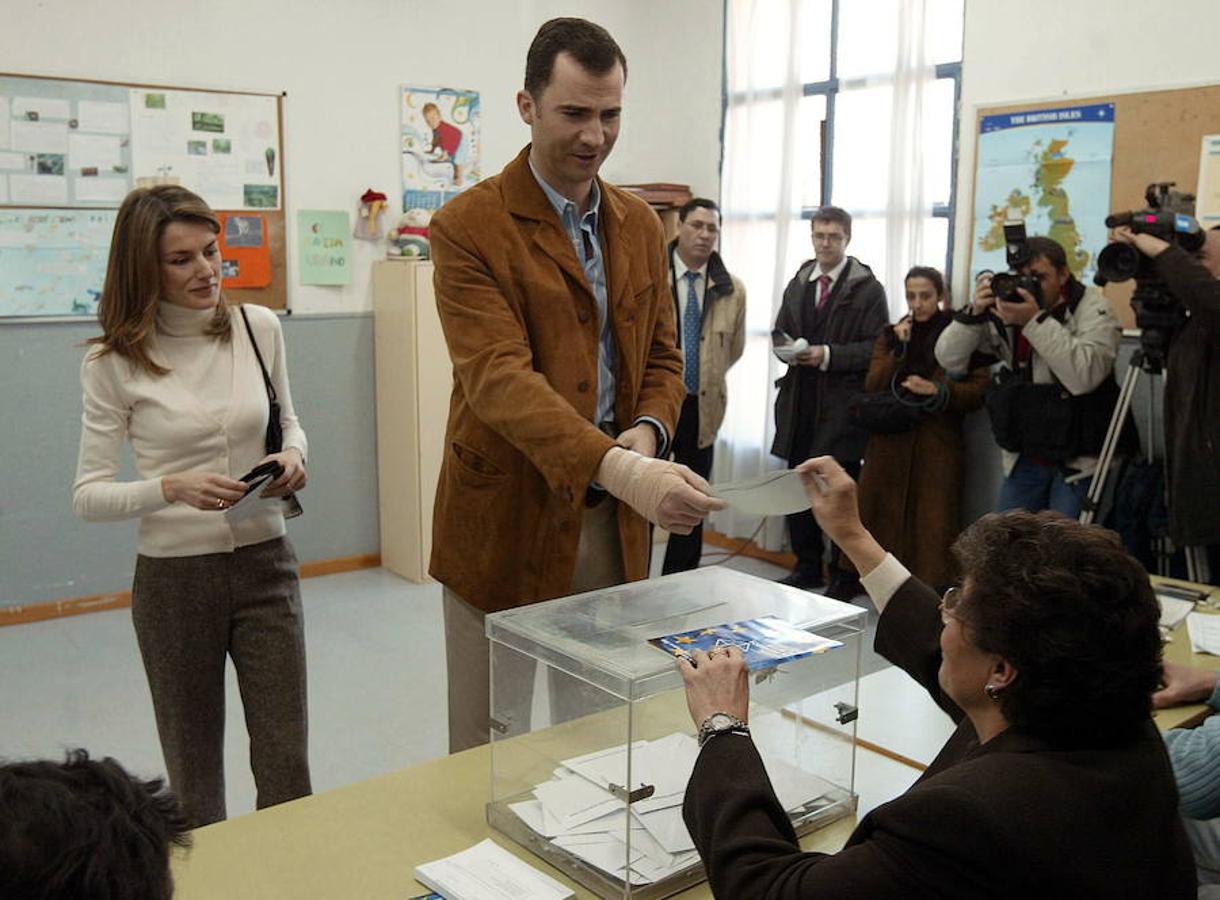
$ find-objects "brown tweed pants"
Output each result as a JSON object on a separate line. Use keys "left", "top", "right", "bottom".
{"left": 131, "top": 536, "right": 311, "bottom": 827}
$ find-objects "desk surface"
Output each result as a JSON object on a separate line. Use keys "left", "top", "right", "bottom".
{"left": 1154, "top": 575, "right": 1220, "bottom": 731}
{"left": 171, "top": 741, "right": 918, "bottom": 900}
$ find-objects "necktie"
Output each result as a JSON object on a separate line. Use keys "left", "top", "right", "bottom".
{"left": 816, "top": 273, "right": 833, "bottom": 310}
{"left": 683, "top": 270, "right": 701, "bottom": 395}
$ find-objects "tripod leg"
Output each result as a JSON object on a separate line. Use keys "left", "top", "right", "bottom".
{"left": 1079, "top": 364, "right": 1141, "bottom": 526}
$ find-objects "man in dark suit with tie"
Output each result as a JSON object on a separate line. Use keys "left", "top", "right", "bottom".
{"left": 771, "top": 206, "right": 888, "bottom": 597}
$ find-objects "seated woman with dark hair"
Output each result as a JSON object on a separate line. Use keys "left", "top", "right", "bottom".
{"left": 680, "top": 457, "right": 1195, "bottom": 899}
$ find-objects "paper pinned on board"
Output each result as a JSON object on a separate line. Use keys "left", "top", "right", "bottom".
{"left": 713, "top": 469, "right": 809, "bottom": 516}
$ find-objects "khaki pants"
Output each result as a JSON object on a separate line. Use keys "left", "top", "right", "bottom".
{"left": 443, "top": 497, "right": 626, "bottom": 753}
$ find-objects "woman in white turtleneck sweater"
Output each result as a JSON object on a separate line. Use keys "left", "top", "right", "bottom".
{"left": 73, "top": 186, "right": 311, "bottom": 826}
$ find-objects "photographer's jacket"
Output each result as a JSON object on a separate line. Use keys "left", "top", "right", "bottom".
{"left": 935, "top": 280, "right": 1121, "bottom": 475}
{"left": 1154, "top": 246, "right": 1220, "bottom": 546}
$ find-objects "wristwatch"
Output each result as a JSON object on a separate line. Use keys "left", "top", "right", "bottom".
{"left": 697, "top": 712, "right": 749, "bottom": 748}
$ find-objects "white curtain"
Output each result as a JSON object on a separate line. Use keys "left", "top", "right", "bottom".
{"left": 883, "top": 0, "right": 936, "bottom": 320}
{"left": 709, "top": 0, "right": 805, "bottom": 551}
{"left": 710, "top": 0, "right": 940, "bottom": 550}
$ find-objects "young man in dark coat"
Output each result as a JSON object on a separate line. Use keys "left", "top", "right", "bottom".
{"left": 771, "top": 206, "right": 888, "bottom": 597}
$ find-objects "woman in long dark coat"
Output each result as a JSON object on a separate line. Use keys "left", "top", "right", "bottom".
{"left": 856, "top": 267, "right": 989, "bottom": 590}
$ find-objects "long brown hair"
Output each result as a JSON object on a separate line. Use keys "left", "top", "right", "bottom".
{"left": 89, "top": 185, "right": 231, "bottom": 375}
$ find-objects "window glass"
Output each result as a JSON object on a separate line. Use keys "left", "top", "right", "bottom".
{"left": 922, "top": 77, "right": 956, "bottom": 206}
{"left": 795, "top": 94, "right": 827, "bottom": 209}
{"left": 925, "top": 0, "right": 965, "bottom": 66}
{"left": 836, "top": 0, "right": 898, "bottom": 79}
{"left": 723, "top": 100, "right": 785, "bottom": 215}
{"left": 727, "top": 0, "right": 792, "bottom": 92}
{"left": 797, "top": 0, "right": 833, "bottom": 83}
{"left": 831, "top": 84, "right": 894, "bottom": 212}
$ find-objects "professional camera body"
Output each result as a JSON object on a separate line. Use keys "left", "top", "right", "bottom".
{"left": 1095, "top": 182, "right": 1201, "bottom": 366}
{"left": 987, "top": 219, "right": 1043, "bottom": 304}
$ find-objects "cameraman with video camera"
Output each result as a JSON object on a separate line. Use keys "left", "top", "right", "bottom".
{"left": 1110, "top": 222, "right": 1220, "bottom": 582}
{"left": 936, "top": 234, "right": 1123, "bottom": 516}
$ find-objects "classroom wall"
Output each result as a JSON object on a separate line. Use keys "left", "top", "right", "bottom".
{"left": 952, "top": 0, "right": 1220, "bottom": 302}
{"left": 0, "top": 0, "right": 725, "bottom": 608}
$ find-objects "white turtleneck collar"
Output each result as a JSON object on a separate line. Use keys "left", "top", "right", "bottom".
{"left": 156, "top": 300, "right": 219, "bottom": 338}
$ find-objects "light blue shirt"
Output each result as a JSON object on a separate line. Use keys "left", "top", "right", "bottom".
{"left": 529, "top": 159, "right": 617, "bottom": 427}
{"left": 526, "top": 159, "right": 670, "bottom": 458}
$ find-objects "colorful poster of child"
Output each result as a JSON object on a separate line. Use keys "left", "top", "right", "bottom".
{"left": 398, "top": 86, "right": 480, "bottom": 258}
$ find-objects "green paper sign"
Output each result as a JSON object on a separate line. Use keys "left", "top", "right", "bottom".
{"left": 297, "top": 210, "right": 351, "bottom": 285}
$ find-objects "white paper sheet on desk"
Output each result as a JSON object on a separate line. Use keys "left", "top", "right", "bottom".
{"left": 714, "top": 469, "right": 809, "bottom": 516}
{"left": 1159, "top": 593, "right": 1196, "bottom": 630}
{"left": 1187, "top": 612, "right": 1220, "bottom": 655}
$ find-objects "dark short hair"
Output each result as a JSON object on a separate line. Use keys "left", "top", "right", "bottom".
{"left": 524, "top": 18, "right": 627, "bottom": 97}
{"left": 905, "top": 265, "right": 946, "bottom": 298}
{"left": 679, "top": 198, "right": 720, "bottom": 223}
{"left": 810, "top": 205, "right": 852, "bottom": 238}
{"left": 0, "top": 749, "right": 191, "bottom": 899}
{"left": 952, "top": 511, "right": 1161, "bottom": 747}
{"left": 1025, "top": 235, "right": 1069, "bottom": 271}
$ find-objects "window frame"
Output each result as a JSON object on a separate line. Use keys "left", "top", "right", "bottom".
{"left": 721, "top": 0, "right": 963, "bottom": 282}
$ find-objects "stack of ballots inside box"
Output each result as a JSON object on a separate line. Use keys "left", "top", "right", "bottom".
{"left": 507, "top": 726, "right": 834, "bottom": 886}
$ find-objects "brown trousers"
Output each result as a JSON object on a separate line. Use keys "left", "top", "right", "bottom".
{"left": 131, "top": 536, "right": 311, "bottom": 826}
{"left": 443, "top": 497, "right": 626, "bottom": 753}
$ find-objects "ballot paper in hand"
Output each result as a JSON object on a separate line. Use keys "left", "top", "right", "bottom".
{"left": 772, "top": 329, "right": 809, "bottom": 364}
{"left": 714, "top": 469, "right": 809, "bottom": 516}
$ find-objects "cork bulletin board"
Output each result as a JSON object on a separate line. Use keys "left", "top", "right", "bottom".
{"left": 974, "top": 84, "right": 1220, "bottom": 327}
{"left": 0, "top": 72, "right": 287, "bottom": 318}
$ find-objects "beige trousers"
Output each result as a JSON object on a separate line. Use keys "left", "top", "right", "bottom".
{"left": 443, "top": 497, "right": 626, "bottom": 753}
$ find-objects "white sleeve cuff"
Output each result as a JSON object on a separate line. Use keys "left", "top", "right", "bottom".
{"left": 818, "top": 345, "right": 831, "bottom": 371}
{"left": 859, "top": 553, "right": 911, "bottom": 614}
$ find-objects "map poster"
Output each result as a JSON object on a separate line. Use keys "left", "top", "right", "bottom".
{"left": 973, "top": 103, "right": 1115, "bottom": 283}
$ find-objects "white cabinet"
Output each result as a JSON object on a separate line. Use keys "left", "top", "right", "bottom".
{"left": 372, "top": 260, "right": 450, "bottom": 582}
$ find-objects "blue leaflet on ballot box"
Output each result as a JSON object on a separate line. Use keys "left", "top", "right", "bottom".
{"left": 648, "top": 616, "right": 843, "bottom": 670}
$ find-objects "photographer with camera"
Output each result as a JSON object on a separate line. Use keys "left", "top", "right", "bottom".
{"left": 1109, "top": 222, "right": 1220, "bottom": 582}
{"left": 936, "top": 235, "right": 1123, "bottom": 516}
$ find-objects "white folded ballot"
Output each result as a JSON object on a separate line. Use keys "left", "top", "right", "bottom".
{"left": 413, "top": 838, "right": 573, "bottom": 900}
{"left": 713, "top": 469, "right": 811, "bottom": 516}
{"left": 772, "top": 329, "right": 809, "bottom": 364}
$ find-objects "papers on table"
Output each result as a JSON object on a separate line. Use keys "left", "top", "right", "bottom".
{"left": 714, "top": 469, "right": 810, "bottom": 516}
{"left": 1159, "top": 592, "right": 1197, "bottom": 632}
{"left": 414, "top": 838, "right": 573, "bottom": 900}
{"left": 1186, "top": 612, "right": 1220, "bottom": 655}
{"left": 509, "top": 733, "right": 704, "bottom": 886}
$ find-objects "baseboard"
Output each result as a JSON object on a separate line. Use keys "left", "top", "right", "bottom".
{"left": 0, "top": 552, "right": 383, "bottom": 629}
{"left": 702, "top": 530, "right": 796, "bottom": 569}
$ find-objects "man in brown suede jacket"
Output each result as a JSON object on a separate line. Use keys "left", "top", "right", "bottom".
{"left": 429, "top": 18, "right": 722, "bottom": 752}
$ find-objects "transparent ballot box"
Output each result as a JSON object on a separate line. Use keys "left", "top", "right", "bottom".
{"left": 485, "top": 567, "right": 866, "bottom": 898}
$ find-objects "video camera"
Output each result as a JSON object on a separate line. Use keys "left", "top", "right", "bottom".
{"left": 986, "top": 219, "right": 1043, "bottom": 305}
{"left": 1095, "top": 182, "right": 1200, "bottom": 366}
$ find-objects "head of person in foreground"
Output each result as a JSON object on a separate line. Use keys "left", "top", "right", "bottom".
{"left": 0, "top": 748, "right": 191, "bottom": 900}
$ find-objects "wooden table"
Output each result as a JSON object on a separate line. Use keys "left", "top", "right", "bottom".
{"left": 1153, "top": 575, "right": 1220, "bottom": 730}
{"left": 171, "top": 740, "right": 920, "bottom": 899}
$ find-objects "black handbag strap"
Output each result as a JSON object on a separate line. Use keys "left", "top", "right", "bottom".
{"left": 239, "top": 305, "right": 278, "bottom": 403}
